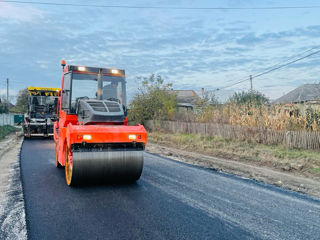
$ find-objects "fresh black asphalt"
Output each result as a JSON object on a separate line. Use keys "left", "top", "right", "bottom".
{"left": 21, "top": 139, "right": 320, "bottom": 240}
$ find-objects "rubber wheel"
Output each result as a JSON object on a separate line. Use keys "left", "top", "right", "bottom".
{"left": 65, "top": 145, "right": 74, "bottom": 186}
{"left": 24, "top": 132, "right": 30, "bottom": 139}
{"left": 55, "top": 143, "right": 63, "bottom": 169}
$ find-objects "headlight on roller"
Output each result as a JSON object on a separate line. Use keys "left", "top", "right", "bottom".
{"left": 83, "top": 135, "right": 92, "bottom": 140}
{"left": 128, "top": 134, "right": 137, "bottom": 140}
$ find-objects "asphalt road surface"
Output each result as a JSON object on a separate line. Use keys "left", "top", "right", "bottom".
{"left": 21, "top": 139, "right": 320, "bottom": 240}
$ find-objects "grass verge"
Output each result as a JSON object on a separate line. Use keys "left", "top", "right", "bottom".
{"left": 0, "top": 125, "right": 16, "bottom": 140}
{"left": 148, "top": 131, "right": 320, "bottom": 179}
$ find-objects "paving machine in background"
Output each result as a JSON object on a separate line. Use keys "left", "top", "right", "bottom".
{"left": 54, "top": 61, "right": 147, "bottom": 186}
{"left": 24, "top": 87, "right": 60, "bottom": 138}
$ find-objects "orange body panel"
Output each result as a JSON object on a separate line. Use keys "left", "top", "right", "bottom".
{"left": 54, "top": 110, "right": 147, "bottom": 167}
{"left": 66, "top": 124, "right": 147, "bottom": 147}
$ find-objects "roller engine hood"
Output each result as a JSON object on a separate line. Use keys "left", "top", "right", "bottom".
{"left": 76, "top": 99, "right": 125, "bottom": 125}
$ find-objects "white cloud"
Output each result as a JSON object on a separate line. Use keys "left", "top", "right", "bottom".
{"left": 0, "top": 3, "right": 43, "bottom": 22}
{"left": 1, "top": 0, "right": 319, "bottom": 102}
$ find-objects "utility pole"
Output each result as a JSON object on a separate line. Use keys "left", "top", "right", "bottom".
{"left": 249, "top": 75, "right": 253, "bottom": 92}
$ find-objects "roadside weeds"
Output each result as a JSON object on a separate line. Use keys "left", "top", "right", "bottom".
{"left": 0, "top": 125, "right": 17, "bottom": 140}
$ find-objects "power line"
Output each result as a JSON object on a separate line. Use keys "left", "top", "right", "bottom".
{"left": 253, "top": 49, "right": 320, "bottom": 78}
{"left": 257, "top": 46, "right": 320, "bottom": 73}
{"left": 216, "top": 48, "right": 320, "bottom": 91}
{"left": 215, "top": 46, "right": 320, "bottom": 87}
{"left": 1, "top": 0, "right": 320, "bottom": 10}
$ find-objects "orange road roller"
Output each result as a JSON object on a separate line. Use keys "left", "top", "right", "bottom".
{"left": 54, "top": 61, "right": 147, "bottom": 186}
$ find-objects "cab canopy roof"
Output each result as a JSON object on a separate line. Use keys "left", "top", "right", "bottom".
{"left": 27, "top": 87, "right": 61, "bottom": 96}
{"left": 63, "top": 65, "right": 125, "bottom": 77}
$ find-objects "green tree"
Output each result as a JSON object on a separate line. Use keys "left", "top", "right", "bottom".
{"left": 0, "top": 99, "right": 9, "bottom": 113}
{"left": 11, "top": 88, "right": 28, "bottom": 113}
{"left": 128, "top": 74, "right": 177, "bottom": 124}
{"left": 228, "top": 90, "right": 269, "bottom": 106}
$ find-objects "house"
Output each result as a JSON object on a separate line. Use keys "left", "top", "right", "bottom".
{"left": 169, "top": 90, "right": 200, "bottom": 111}
{"left": 273, "top": 84, "right": 320, "bottom": 104}
{"left": 273, "top": 83, "right": 320, "bottom": 115}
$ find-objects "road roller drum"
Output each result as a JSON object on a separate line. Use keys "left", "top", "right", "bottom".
{"left": 66, "top": 151, "right": 143, "bottom": 185}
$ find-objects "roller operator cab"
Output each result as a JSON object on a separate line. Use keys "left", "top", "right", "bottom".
{"left": 54, "top": 62, "right": 147, "bottom": 186}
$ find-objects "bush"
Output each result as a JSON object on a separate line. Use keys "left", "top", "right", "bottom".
{"left": 228, "top": 90, "right": 269, "bottom": 106}
{"left": 128, "top": 74, "right": 177, "bottom": 124}
{"left": 0, "top": 125, "right": 16, "bottom": 140}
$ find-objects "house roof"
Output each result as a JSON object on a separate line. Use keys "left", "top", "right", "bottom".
{"left": 0, "top": 99, "right": 15, "bottom": 108}
{"left": 170, "top": 90, "right": 200, "bottom": 105}
{"left": 8, "top": 102, "right": 15, "bottom": 109}
{"left": 273, "top": 84, "right": 320, "bottom": 104}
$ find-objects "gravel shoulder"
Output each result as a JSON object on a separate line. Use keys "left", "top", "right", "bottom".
{"left": 0, "top": 134, "right": 27, "bottom": 240}
{"left": 146, "top": 142, "right": 320, "bottom": 199}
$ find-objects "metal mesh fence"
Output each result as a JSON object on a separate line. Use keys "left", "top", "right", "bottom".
{"left": 0, "top": 114, "right": 14, "bottom": 126}
{"left": 0, "top": 114, "right": 18, "bottom": 140}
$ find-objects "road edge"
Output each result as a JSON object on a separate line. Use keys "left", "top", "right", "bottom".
{"left": 0, "top": 136, "right": 27, "bottom": 240}
{"left": 19, "top": 140, "right": 29, "bottom": 240}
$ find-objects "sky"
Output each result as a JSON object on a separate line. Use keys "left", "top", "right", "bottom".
{"left": 0, "top": 0, "right": 319, "bottom": 102}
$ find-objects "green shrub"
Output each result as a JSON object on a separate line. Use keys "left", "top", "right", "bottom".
{"left": 228, "top": 90, "right": 269, "bottom": 106}
{"left": 128, "top": 74, "right": 177, "bottom": 124}
{"left": 0, "top": 125, "right": 16, "bottom": 140}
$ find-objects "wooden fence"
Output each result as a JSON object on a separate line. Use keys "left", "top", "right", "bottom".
{"left": 145, "top": 120, "right": 320, "bottom": 150}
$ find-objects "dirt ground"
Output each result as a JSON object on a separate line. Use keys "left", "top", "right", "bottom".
{"left": 0, "top": 134, "right": 26, "bottom": 240}
{"left": 146, "top": 142, "right": 320, "bottom": 199}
